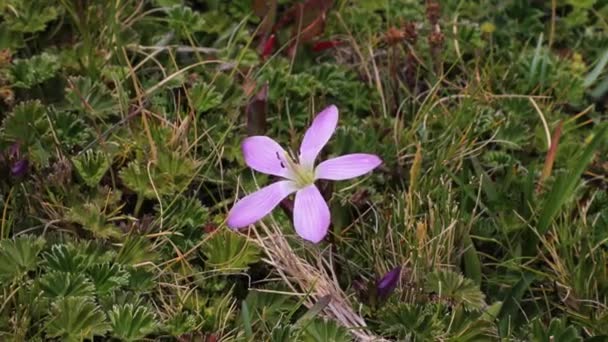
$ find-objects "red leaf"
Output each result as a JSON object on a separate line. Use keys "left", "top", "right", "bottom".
{"left": 312, "top": 39, "right": 342, "bottom": 52}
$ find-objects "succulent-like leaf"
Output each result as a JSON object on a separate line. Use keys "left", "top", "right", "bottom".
{"left": 109, "top": 303, "right": 158, "bottom": 341}
{"left": 46, "top": 296, "right": 109, "bottom": 342}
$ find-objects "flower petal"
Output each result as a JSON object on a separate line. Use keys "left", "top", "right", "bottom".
{"left": 293, "top": 185, "right": 330, "bottom": 243}
{"left": 242, "top": 136, "right": 292, "bottom": 178}
{"left": 299, "top": 105, "right": 339, "bottom": 168}
{"left": 315, "top": 153, "right": 382, "bottom": 181}
{"left": 227, "top": 181, "right": 297, "bottom": 228}
{"left": 377, "top": 266, "right": 401, "bottom": 298}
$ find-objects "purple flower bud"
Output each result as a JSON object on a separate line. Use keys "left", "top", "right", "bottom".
{"left": 377, "top": 266, "right": 401, "bottom": 298}
{"left": 7, "top": 142, "right": 20, "bottom": 159}
{"left": 11, "top": 159, "right": 29, "bottom": 177}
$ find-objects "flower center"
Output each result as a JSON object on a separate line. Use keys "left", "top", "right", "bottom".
{"left": 278, "top": 152, "right": 315, "bottom": 188}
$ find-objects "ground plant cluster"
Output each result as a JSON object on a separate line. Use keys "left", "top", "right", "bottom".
{"left": 1, "top": 0, "right": 608, "bottom": 341}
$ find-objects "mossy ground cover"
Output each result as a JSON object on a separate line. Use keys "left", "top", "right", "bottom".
{"left": 1, "top": 0, "right": 608, "bottom": 340}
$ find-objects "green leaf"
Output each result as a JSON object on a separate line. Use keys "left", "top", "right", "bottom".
{"left": 201, "top": 229, "right": 261, "bottom": 270}
{"left": 86, "top": 263, "right": 129, "bottom": 295}
{"left": 72, "top": 149, "right": 111, "bottom": 187}
{"left": 115, "top": 236, "right": 157, "bottom": 266}
{"left": 190, "top": 82, "right": 223, "bottom": 112}
{"left": 109, "top": 303, "right": 158, "bottom": 341}
{"left": 0, "top": 235, "right": 45, "bottom": 284}
{"left": 529, "top": 317, "right": 582, "bottom": 342}
{"left": 537, "top": 124, "right": 608, "bottom": 235}
{"left": 38, "top": 272, "right": 95, "bottom": 298}
{"left": 9, "top": 52, "right": 60, "bottom": 88}
{"left": 162, "top": 311, "right": 197, "bottom": 337}
{"left": 583, "top": 48, "right": 608, "bottom": 87}
{"left": 67, "top": 203, "right": 123, "bottom": 239}
{"left": 44, "top": 242, "right": 111, "bottom": 273}
{"left": 3, "top": 2, "right": 59, "bottom": 33}
{"left": 301, "top": 319, "right": 351, "bottom": 342}
{"left": 66, "top": 76, "right": 118, "bottom": 119}
{"left": 1, "top": 100, "right": 50, "bottom": 147}
{"left": 425, "top": 270, "right": 486, "bottom": 311}
{"left": 166, "top": 5, "right": 206, "bottom": 37}
{"left": 46, "top": 296, "right": 110, "bottom": 342}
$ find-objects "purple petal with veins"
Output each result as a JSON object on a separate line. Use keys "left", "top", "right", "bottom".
{"left": 293, "top": 185, "right": 330, "bottom": 243}
{"left": 315, "top": 153, "right": 382, "bottom": 181}
{"left": 299, "top": 105, "right": 338, "bottom": 168}
{"left": 227, "top": 180, "right": 298, "bottom": 228}
{"left": 242, "top": 136, "right": 293, "bottom": 179}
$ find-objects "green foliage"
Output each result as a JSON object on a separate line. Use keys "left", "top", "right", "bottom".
{"left": 38, "top": 271, "right": 95, "bottom": 298}
{"left": 9, "top": 52, "right": 60, "bottom": 88}
{"left": 1, "top": 0, "right": 608, "bottom": 340}
{"left": 1, "top": 1, "right": 60, "bottom": 34}
{"left": 425, "top": 270, "right": 486, "bottom": 311}
{"left": 67, "top": 202, "right": 122, "bottom": 239}
{"left": 65, "top": 76, "right": 118, "bottom": 119}
{"left": 302, "top": 319, "right": 351, "bottom": 342}
{"left": 162, "top": 311, "right": 197, "bottom": 336}
{"left": 46, "top": 296, "right": 110, "bottom": 342}
{"left": 1, "top": 100, "right": 49, "bottom": 146}
{"left": 529, "top": 317, "right": 582, "bottom": 342}
{"left": 190, "top": 82, "right": 223, "bottom": 112}
{"left": 72, "top": 149, "right": 111, "bottom": 187}
{"left": 119, "top": 150, "right": 200, "bottom": 199}
{"left": 115, "top": 236, "right": 157, "bottom": 266}
{"left": 0, "top": 235, "right": 45, "bottom": 283}
{"left": 166, "top": 6, "right": 206, "bottom": 38}
{"left": 109, "top": 303, "right": 158, "bottom": 341}
{"left": 86, "top": 262, "right": 129, "bottom": 295}
{"left": 202, "top": 229, "right": 261, "bottom": 270}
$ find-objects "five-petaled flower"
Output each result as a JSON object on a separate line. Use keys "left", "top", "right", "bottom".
{"left": 227, "top": 105, "right": 382, "bottom": 243}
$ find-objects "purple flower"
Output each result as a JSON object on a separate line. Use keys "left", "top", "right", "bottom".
{"left": 227, "top": 105, "right": 382, "bottom": 243}
{"left": 377, "top": 266, "right": 401, "bottom": 298}
{"left": 10, "top": 159, "right": 29, "bottom": 177}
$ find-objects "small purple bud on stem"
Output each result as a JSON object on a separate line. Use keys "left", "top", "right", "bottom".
{"left": 376, "top": 266, "right": 401, "bottom": 299}
{"left": 11, "top": 159, "right": 29, "bottom": 177}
